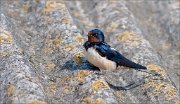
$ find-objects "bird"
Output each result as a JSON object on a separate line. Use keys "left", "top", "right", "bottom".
{"left": 83, "top": 29, "right": 147, "bottom": 71}
{"left": 83, "top": 29, "right": 151, "bottom": 90}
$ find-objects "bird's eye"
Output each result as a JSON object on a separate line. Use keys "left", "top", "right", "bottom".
{"left": 93, "top": 34, "right": 97, "bottom": 37}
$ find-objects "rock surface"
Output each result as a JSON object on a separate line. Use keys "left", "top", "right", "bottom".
{"left": 0, "top": 0, "right": 179, "bottom": 104}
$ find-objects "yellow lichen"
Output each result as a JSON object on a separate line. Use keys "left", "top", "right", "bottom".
{"left": 116, "top": 31, "right": 142, "bottom": 46}
{"left": 154, "top": 83, "right": 167, "bottom": 93}
{"left": 61, "top": 18, "right": 71, "bottom": 24}
{"left": 46, "top": 63, "right": 56, "bottom": 69}
{"left": 147, "top": 64, "right": 162, "bottom": 71}
{"left": 75, "top": 70, "right": 90, "bottom": 83}
{"left": 63, "top": 44, "right": 75, "bottom": 51}
{"left": 42, "top": 47, "right": 53, "bottom": 54}
{"left": 48, "top": 82, "right": 57, "bottom": 90}
{"left": 0, "top": 30, "right": 13, "bottom": 44}
{"left": 164, "top": 86, "right": 177, "bottom": 100}
{"left": 92, "top": 80, "right": 109, "bottom": 92}
{"left": 0, "top": 52, "right": 10, "bottom": 57}
{"left": 176, "top": 50, "right": 180, "bottom": 55}
{"left": 162, "top": 42, "right": 172, "bottom": 50}
{"left": 44, "top": 38, "right": 62, "bottom": 52}
{"left": 174, "top": 101, "right": 180, "bottom": 104}
{"left": 73, "top": 51, "right": 84, "bottom": 64}
{"left": 143, "top": 78, "right": 178, "bottom": 100}
{"left": 147, "top": 64, "right": 166, "bottom": 76}
{"left": 75, "top": 35, "right": 84, "bottom": 43}
{"left": 27, "top": 99, "right": 45, "bottom": 104}
{"left": 43, "top": 0, "right": 65, "bottom": 14}
{"left": 43, "top": 1, "right": 56, "bottom": 13}
{"left": 6, "top": 83, "right": 16, "bottom": 99}
{"left": 52, "top": 39, "right": 61, "bottom": 47}
{"left": 22, "top": 4, "right": 30, "bottom": 13}
{"left": 82, "top": 97, "right": 93, "bottom": 103}
{"left": 63, "top": 85, "right": 70, "bottom": 93}
{"left": 82, "top": 97, "right": 104, "bottom": 104}
{"left": 94, "top": 98, "right": 105, "bottom": 104}
{"left": 58, "top": 77, "right": 71, "bottom": 86}
{"left": 106, "top": 22, "right": 119, "bottom": 32}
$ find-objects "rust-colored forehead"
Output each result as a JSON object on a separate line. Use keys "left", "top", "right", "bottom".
{"left": 88, "top": 31, "right": 94, "bottom": 35}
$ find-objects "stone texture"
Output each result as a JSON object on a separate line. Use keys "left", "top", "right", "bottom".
{"left": 0, "top": 0, "right": 180, "bottom": 104}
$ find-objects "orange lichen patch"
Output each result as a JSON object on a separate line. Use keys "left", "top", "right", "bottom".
{"left": 52, "top": 39, "right": 61, "bottom": 45}
{"left": 46, "top": 63, "right": 56, "bottom": 69}
{"left": 147, "top": 64, "right": 162, "bottom": 71}
{"left": 63, "top": 85, "right": 70, "bottom": 93}
{"left": 75, "top": 35, "right": 84, "bottom": 43}
{"left": 44, "top": 38, "right": 62, "bottom": 51}
{"left": 52, "top": 39, "right": 62, "bottom": 48}
{"left": 94, "top": 98, "right": 105, "bottom": 104}
{"left": 82, "top": 97, "right": 93, "bottom": 103}
{"left": 73, "top": 51, "right": 84, "bottom": 64}
{"left": 176, "top": 50, "right": 180, "bottom": 55}
{"left": 106, "top": 21, "right": 119, "bottom": 32}
{"left": 48, "top": 82, "right": 57, "bottom": 90}
{"left": 147, "top": 64, "right": 166, "bottom": 76}
{"left": 92, "top": 80, "right": 109, "bottom": 92}
{"left": 143, "top": 79, "right": 178, "bottom": 100}
{"left": 164, "top": 85, "right": 177, "bottom": 100}
{"left": 61, "top": 18, "right": 71, "bottom": 24}
{"left": 43, "top": 0, "right": 65, "bottom": 14}
{"left": 22, "top": 4, "right": 30, "bottom": 13}
{"left": 61, "top": 77, "right": 71, "bottom": 83}
{"left": 6, "top": 83, "right": 16, "bottom": 99}
{"left": 64, "top": 44, "right": 75, "bottom": 51}
{"left": 27, "top": 99, "right": 45, "bottom": 104}
{"left": 0, "top": 51, "right": 14, "bottom": 57}
{"left": 43, "top": 1, "right": 56, "bottom": 13}
{"left": 42, "top": 47, "right": 53, "bottom": 54}
{"left": 162, "top": 42, "right": 172, "bottom": 50}
{"left": 154, "top": 83, "right": 167, "bottom": 93}
{"left": 47, "top": 89, "right": 54, "bottom": 97}
{"left": 75, "top": 70, "right": 91, "bottom": 83}
{"left": 74, "top": 12, "right": 81, "bottom": 17}
{"left": 174, "top": 101, "right": 180, "bottom": 104}
{"left": 0, "top": 30, "right": 13, "bottom": 44}
{"left": 116, "top": 31, "right": 142, "bottom": 46}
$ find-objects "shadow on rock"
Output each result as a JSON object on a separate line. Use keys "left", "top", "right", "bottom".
{"left": 56, "top": 57, "right": 100, "bottom": 72}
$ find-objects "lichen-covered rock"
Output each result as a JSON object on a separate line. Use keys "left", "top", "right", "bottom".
{"left": 0, "top": 0, "right": 179, "bottom": 104}
{"left": 0, "top": 14, "right": 46, "bottom": 104}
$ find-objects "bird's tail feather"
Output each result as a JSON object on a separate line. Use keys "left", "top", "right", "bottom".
{"left": 118, "top": 58, "right": 147, "bottom": 69}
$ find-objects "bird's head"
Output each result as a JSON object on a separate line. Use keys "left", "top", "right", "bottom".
{"left": 87, "top": 29, "right": 105, "bottom": 43}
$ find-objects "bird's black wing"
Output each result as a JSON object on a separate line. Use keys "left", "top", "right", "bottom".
{"left": 95, "top": 43, "right": 147, "bottom": 69}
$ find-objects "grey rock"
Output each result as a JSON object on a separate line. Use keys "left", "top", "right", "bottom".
{"left": 0, "top": 0, "right": 180, "bottom": 104}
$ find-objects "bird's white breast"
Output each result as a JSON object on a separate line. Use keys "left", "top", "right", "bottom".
{"left": 85, "top": 47, "right": 117, "bottom": 70}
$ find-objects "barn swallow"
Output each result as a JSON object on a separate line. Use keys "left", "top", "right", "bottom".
{"left": 83, "top": 29, "right": 160, "bottom": 90}
{"left": 83, "top": 29, "right": 147, "bottom": 71}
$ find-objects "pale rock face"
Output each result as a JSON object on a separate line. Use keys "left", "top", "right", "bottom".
{"left": 85, "top": 47, "right": 117, "bottom": 70}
